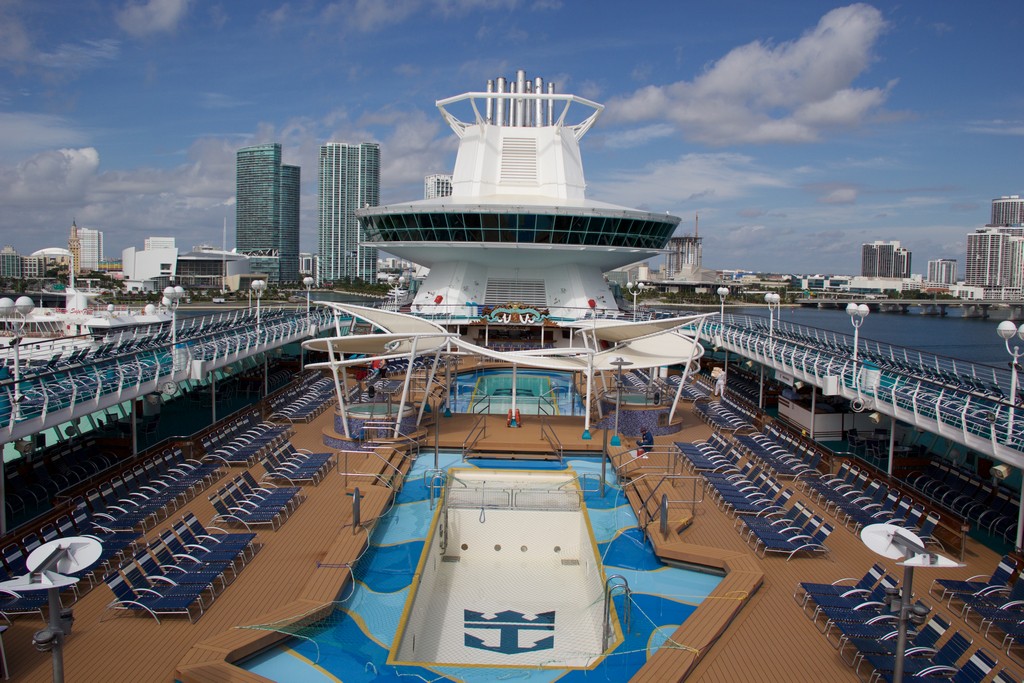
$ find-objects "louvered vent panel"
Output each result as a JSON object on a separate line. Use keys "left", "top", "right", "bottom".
{"left": 484, "top": 279, "right": 546, "bottom": 307}
{"left": 500, "top": 137, "right": 538, "bottom": 185}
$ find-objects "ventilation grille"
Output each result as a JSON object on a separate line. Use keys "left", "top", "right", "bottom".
{"left": 484, "top": 279, "right": 546, "bottom": 307}
{"left": 500, "top": 137, "right": 538, "bottom": 185}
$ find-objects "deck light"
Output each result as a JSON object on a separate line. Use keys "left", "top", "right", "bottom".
{"left": 847, "top": 302, "right": 869, "bottom": 363}
{"left": 626, "top": 281, "right": 649, "bottom": 322}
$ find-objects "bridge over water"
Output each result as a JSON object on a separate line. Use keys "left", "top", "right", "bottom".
{"left": 796, "top": 297, "right": 1024, "bottom": 319}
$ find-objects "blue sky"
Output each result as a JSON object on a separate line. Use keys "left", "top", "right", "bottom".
{"left": 0, "top": 0, "right": 1021, "bottom": 275}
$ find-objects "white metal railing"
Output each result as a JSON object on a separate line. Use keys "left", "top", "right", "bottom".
{"left": 0, "top": 308, "right": 337, "bottom": 441}
{"left": 702, "top": 316, "right": 1024, "bottom": 466}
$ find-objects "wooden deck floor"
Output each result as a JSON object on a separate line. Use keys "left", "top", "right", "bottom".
{"left": 1, "top": 392, "right": 1011, "bottom": 682}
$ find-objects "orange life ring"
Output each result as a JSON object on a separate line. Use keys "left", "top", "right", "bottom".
{"left": 507, "top": 408, "right": 521, "bottom": 427}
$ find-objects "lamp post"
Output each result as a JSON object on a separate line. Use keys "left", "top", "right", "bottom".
{"left": 302, "top": 276, "right": 315, "bottom": 368}
{"left": 626, "top": 281, "right": 648, "bottom": 321}
{"left": 251, "top": 279, "right": 266, "bottom": 338}
{"left": 609, "top": 356, "right": 631, "bottom": 448}
{"left": 997, "top": 320, "right": 1024, "bottom": 442}
{"left": 847, "top": 302, "right": 870, "bottom": 363}
{"left": 162, "top": 285, "right": 185, "bottom": 372}
{"left": 764, "top": 292, "right": 781, "bottom": 336}
{"left": 0, "top": 296, "right": 35, "bottom": 418}
{"left": 717, "top": 286, "right": 729, "bottom": 390}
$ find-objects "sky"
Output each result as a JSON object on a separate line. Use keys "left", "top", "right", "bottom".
{"left": 0, "top": 0, "right": 1021, "bottom": 276}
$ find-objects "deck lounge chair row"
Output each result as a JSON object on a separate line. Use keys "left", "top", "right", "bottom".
{"left": 735, "top": 500, "right": 832, "bottom": 560}
{"left": 4, "top": 435, "right": 120, "bottom": 523}
{"left": 267, "top": 373, "right": 335, "bottom": 423}
{"left": 0, "top": 498, "right": 149, "bottom": 622}
{"left": 78, "top": 448, "right": 222, "bottom": 532}
{"left": 208, "top": 471, "right": 305, "bottom": 531}
{"left": 905, "top": 460, "right": 1018, "bottom": 543}
{"left": 100, "top": 511, "right": 262, "bottom": 624}
{"left": 200, "top": 411, "right": 292, "bottom": 467}
{"left": 802, "top": 461, "right": 941, "bottom": 538}
{"left": 796, "top": 558, "right": 1023, "bottom": 682}
{"left": 261, "top": 443, "right": 335, "bottom": 486}
{"left": 693, "top": 400, "right": 753, "bottom": 432}
{"left": 733, "top": 429, "right": 821, "bottom": 480}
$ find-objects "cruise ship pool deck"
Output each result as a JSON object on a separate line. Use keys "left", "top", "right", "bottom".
{"left": 0, "top": 373, "right": 1014, "bottom": 682}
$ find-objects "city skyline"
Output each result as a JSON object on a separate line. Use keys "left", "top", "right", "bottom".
{"left": 0, "top": 1, "right": 1021, "bottom": 273}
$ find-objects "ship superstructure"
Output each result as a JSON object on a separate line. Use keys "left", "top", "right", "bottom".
{"left": 357, "top": 70, "right": 681, "bottom": 318}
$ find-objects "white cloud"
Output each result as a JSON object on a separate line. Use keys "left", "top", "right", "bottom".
{"left": 0, "top": 113, "right": 90, "bottom": 156}
{"left": 589, "top": 152, "right": 789, "bottom": 210}
{"left": 966, "top": 119, "right": 1024, "bottom": 136}
{"left": 116, "top": 0, "right": 192, "bottom": 37}
{"left": 600, "top": 124, "right": 675, "bottom": 149}
{"left": 605, "top": 4, "right": 890, "bottom": 144}
{"left": 35, "top": 39, "right": 120, "bottom": 70}
{"left": 820, "top": 187, "right": 858, "bottom": 204}
{"left": 1, "top": 147, "right": 100, "bottom": 204}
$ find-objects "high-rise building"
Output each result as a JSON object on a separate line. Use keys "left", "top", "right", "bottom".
{"left": 0, "top": 245, "right": 22, "bottom": 279}
{"left": 424, "top": 174, "right": 453, "bottom": 199}
{"left": 861, "top": 240, "right": 911, "bottom": 278}
{"left": 965, "top": 228, "right": 1014, "bottom": 287}
{"left": 235, "top": 143, "right": 300, "bottom": 284}
{"left": 67, "top": 220, "right": 81, "bottom": 275}
{"left": 991, "top": 195, "right": 1024, "bottom": 227}
{"left": 78, "top": 227, "right": 103, "bottom": 272}
{"left": 926, "top": 258, "right": 957, "bottom": 285}
{"left": 664, "top": 234, "right": 703, "bottom": 280}
{"left": 318, "top": 142, "right": 380, "bottom": 283}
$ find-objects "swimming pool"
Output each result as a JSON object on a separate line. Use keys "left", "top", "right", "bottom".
{"left": 450, "top": 368, "right": 585, "bottom": 417}
{"left": 242, "top": 452, "right": 721, "bottom": 682}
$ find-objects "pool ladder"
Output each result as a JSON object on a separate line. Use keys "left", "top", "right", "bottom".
{"left": 603, "top": 574, "right": 631, "bottom": 652}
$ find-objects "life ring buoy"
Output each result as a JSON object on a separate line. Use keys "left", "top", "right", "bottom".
{"left": 507, "top": 408, "right": 521, "bottom": 427}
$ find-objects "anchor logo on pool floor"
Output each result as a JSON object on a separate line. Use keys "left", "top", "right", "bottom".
{"left": 464, "top": 609, "right": 555, "bottom": 654}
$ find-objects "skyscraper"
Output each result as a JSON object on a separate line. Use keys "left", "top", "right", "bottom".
{"left": 78, "top": 227, "right": 103, "bottom": 272}
{"left": 861, "top": 240, "right": 911, "bottom": 278}
{"left": 966, "top": 227, "right": 1016, "bottom": 287}
{"left": 991, "top": 195, "right": 1024, "bottom": 227}
{"left": 926, "top": 258, "right": 957, "bottom": 285}
{"left": 318, "top": 142, "right": 380, "bottom": 283}
{"left": 235, "top": 143, "right": 300, "bottom": 284}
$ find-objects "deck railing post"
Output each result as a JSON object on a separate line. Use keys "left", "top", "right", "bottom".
{"left": 352, "top": 486, "right": 361, "bottom": 534}
{"left": 660, "top": 494, "right": 668, "bottom": 537}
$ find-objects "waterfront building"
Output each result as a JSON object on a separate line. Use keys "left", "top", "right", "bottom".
{"left": 965, "top": 227, "right": 1014, "bottom": 288}
{"left": 991, "top": 194, "right": 1024, "bottom": 226}
{"left": 121, "top": 244, "right": 178, "bottom": 291}
{"left": 236, "top": 143, "right": 300, "bottom": 284}
{"left": 67, "top": 220, "right": 81, "bottom": 275}
{"left": 318, "top": 142, "right": 380, "bottom": 284}
{"left": 861, "top": 240, "right": 911, "bottom": 278}
{"left": 78, "top": 227, "right": 103, "bottom": 272}
{"left": 357, "top": 70, "right": 679, "bottom": 316}
{"left": 144, "top": 236, "right": 176, "bottom": 250}
{"left": 665, "top": 232, "right": 703, "bottom": 281}
{"left": 847, "top": 274, "right": 922, "bottom": 295}
{"left": 0, "top": 245, "right": 22, "bottom": 279}
{"left": 927, "top": 258, "right": 957, "bottom": 285}
{"left": 424, "top": 173, "right": 453, "bottom": 199}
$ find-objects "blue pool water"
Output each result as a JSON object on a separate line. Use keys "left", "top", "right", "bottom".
{"left": 450, "top": 368, "right": 585, "bottom": 416}
{"left": 243, "top": 452, "right": 720, "bottom": 682}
